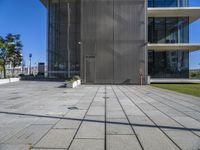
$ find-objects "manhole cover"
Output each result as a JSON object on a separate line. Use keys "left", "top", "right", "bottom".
{"left": 68, "top": 106, "right": 79, "bottom": 110}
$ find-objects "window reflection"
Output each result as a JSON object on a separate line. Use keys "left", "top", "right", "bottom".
{"left": 148, "top": 17, "right": 189, "bottom": 78}
{"left": 148, "top": 0, "right": 188, "bottom": 7}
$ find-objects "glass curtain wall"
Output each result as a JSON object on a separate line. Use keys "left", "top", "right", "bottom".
{"left": 148, "top": 0, "right": 188, "bottom": 7}
{"left": 148, "top": 0, "right": 189, "bottom": 78}
{"left": 48, "top": 0, "right": 80, "bottom": 78}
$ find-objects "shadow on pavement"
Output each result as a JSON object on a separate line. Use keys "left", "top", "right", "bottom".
{"left": 0, "top": 111, "right": 200, "bottom": 132}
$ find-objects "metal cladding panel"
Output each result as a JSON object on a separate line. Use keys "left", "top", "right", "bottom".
{"left": 81, "top": 0, "right": 114, "bottom": 84}
{"left": 80, "top": 0, "right": 97, "bottom": 82}
{"left": 113, "top": 0, "right": 146, "bottom": 84}
{"left": 81, "top": 0, "right": 146, "bottom": 84}
{"left": 95, "top": 0, "right": 114, "bottom": 84}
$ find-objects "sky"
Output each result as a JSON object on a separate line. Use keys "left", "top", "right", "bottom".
{"left": 0, "top": 0, "right": 47, "bottom": 67}
{"left": 0, "top": 0, "right": 200, "bottom": 69}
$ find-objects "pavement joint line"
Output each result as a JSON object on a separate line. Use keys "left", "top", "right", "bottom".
{"left": 74, "top": 138, "right": 104, "bottom": 140}
{"left": 31, "top": 147, "right": 67, "bottom": 150}
{"left": 67, "top": 86, "right": 101, "bottom": 150}
{"left": 104, "top": 86, "right": 107, "bottom": 150}
{"left": 118, "top": 85, "right": 182, "bottom": 150}
{"left": 107, "top": 133, "right": 135, "bottom": 135}
{"left": 143, "top": 86, "right": 200, "bottom": 113}
{"left": 126, "top": 85, "right": 200, "bottom": 138}
{"left": 51, "top": 128, "right": 77, "bottom": 130}
{"left": 135, "top": 85, "right": 200, "bottom": 123}
{"left": 111, "top": 85, "right": 144, "bottom": 150}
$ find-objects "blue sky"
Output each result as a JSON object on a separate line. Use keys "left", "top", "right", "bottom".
{"left": 0, "top": 0, "right": 47, "bottom": 67}
{"left": 189, "top": 0, "right": 200, "bottom": 69}
{"left": 0, "top": 0, "right": 200, "bottom": 69}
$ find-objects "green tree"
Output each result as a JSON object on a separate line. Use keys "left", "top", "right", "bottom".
{"left": 0, "top": 34, "right": 23, "bottom": 78}
{"left": 6, "top": 34, "right": 23, "bottom": 77}
{"left": 0, "top": 36, "right": 9, "bottom": 78}
{"left": 0, "top": 59, "right": 3, "bottom": 77}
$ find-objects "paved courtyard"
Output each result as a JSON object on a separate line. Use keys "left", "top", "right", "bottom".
{"left": 0, "top": 81, "right": 200, "bottom": 150}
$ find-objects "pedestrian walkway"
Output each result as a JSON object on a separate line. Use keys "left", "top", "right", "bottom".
{"left": 0, "top": 81, "right": 200, "bottom": 150}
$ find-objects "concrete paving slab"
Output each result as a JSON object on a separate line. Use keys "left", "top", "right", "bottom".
{"left": 106, "top": 118, "right": 133, "bottom": 135}
{"left": 85, "top": 115, "right": 105, "bottom": 123}
{"left": 54, "top": 119, "right": 81, "bottom": 129}
{"left": 107, "top": 135, "right": 142, "bottom": 150}
{"left": 0, "top": 144, "right": 30, "bottom": 150}
{"left": 5, "top": 124, "right": 52, "bottom": 145}
{"left": 87, "top": 106, "right": 105, "bottom": 116}
{"left": 163, "top": 129, "right": 200, "bottom": 150}
{"left": 128, "top": 115, "right": 154, "bottom": 126}
{"left": 69, "top": 139, "right": 104, "bottom": 150}
{"left": 32, "top": 118, "right": 58, "bottom": 125}
{"left": 134, "top": 127, "right": 179, "bottom": 150}
{"left": 64, "top": 109, "right": 87, "bottom": 119}
{"left": 34, "top": 129, "right": 76, "bottom": 149}
{"left": 0, "top": 82, "right": 200, "bottom": 150}
{"left": 76, "top": 121, "right": 104, "bottom": 139}
{"left": 106, "top": 110, "right": 126, "bottom": 119}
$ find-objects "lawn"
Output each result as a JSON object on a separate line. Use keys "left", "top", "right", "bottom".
{"left": 151, "top": 84, "right": 200, "bottom": 98}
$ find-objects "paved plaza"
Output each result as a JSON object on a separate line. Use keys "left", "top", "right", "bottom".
{"left": 0, "top": 81, "right": 200, "bottom": 150}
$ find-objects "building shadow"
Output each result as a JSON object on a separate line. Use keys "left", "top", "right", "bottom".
{"left": 0, "top": 111, "right": 200, "bottom": 132}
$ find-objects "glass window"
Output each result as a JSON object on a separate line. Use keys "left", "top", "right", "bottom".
{"left": 48, "top": 0, "right": 80, "bottom": 78}
{"left": 178, "top": 0, "right": 189, "bottom": 7}
{"left": 153, "top": 18, "right": 165, "bottom": 43}
{"left": 148, "top": 16, "right": 189, "bottom": 78}
{"left": 165, "top": 0, "right": 177, "bottom": 7}
{"left": 149, "top": 0, "right": 189, "bottom": 7}
{"left": 148, "top": 50, "right": 189, "bottom": 78}
{"left": 148, "top": 18, "right": 154, "bottom": 43}
{"left": 166, "top": 18, "right": 178, "bottom": 43}
{"left": 148, "top": 17, "right": 189, "bottom": 44}
{"left": 154, "top": 0, "right": 165, "bottom": 7}
{"left": 148, "top": 0, "right": 154, "bottom": 7}
{"left": 178, "top": 17, "right": 189, "bottom": 43}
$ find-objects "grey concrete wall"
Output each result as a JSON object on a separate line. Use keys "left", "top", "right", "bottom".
{"left": 81, "top": 0, "right": 147, "bottom": 84}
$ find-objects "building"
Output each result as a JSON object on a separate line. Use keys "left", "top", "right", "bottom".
{"left": 0, "top": 63, "right": 23, "bottom": 78}
{"left": 41, "top": 0, "right": 200, "bottom": 84}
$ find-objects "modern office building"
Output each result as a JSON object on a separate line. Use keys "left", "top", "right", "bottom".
{"left": 41, "top": 0, "right": 200, "bottom": 84}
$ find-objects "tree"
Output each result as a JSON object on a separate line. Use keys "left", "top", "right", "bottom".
{"left": 0, "top": 34, "right": 23, "bottom": 78}
{"left": 6, "top": 34, "right": 23, "bottom": 76}
{"left": 0, "top": 59, "right": 3, "bottom": 78}
{"left": 0, "top": 36, "right": 8, "bottom": 78}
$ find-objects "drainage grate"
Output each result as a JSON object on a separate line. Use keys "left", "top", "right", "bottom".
{"left": 103, "top": 97, "right": 109, "bottom": 99}
{"left": 68, "top": 106, "right": 79, "bottom": 110}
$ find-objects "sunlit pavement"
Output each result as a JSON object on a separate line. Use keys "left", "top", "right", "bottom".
{"left": 0, "top": 81, "right": 200, "bottom": 150}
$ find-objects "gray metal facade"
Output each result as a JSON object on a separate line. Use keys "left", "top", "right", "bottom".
{"left": 46, "top": 0, "right": 147, "bottom": 84}
{"left": 81, "top": 0, "right": 147, "bottom": 84}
